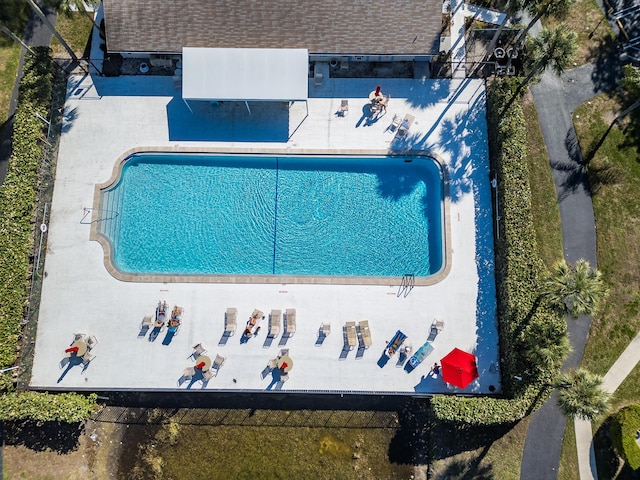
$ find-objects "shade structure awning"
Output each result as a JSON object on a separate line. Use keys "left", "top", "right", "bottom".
{"left": 440, "top": 348, "right": 479, "bottom": 389}
{"left": 182, "top": 47, "right": 309, "bottom": 102}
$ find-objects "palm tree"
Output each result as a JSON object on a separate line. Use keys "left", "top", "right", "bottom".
{"left": 501, "top": 24, "right": 577, "bottom": 113}
{"left": 49, "top": 0, "right": 100, "bottom": 31}
{"left": 554, "top": 368, "right": 609, "bottom": 421}
{"left": 543, "top": 258, "right": 608, "bottom": 318}
{"left": 512, "top": 0, "right": 576, "bottom": 49}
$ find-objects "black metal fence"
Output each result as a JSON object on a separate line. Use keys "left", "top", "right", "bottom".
{"left": 91, "top": 406, "right": 400, "bottom": 429}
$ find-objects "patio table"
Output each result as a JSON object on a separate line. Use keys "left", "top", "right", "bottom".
{"left": 70, "top": 339, "right": 88, "bottom": 356}
{"left": 277, "top": 355, "right": 293, "bottom": 373}
{"left": 195, "top": 355, "right": 212, "bottom": 372}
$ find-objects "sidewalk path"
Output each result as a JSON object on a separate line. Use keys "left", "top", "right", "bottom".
{"left": 521, "top": 60, "right": 620, "bottom": 478}
{"left": 575, "top": 330, "right": 640, "bottom": 480}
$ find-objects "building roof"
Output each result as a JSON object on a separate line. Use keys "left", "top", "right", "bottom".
{"left": 182, "top": 48, "right": 309, "bottom": 101}
{"left": 103, "top": 0, "right": 443, "bottom": 56}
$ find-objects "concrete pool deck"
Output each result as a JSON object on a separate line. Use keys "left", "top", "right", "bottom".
{"left": 30, "top": 73, "right": 499, "bottom": 395}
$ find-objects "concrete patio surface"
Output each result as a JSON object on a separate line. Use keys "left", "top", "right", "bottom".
{"left": 29, "top": 73, "right": 499, "bottom": 395}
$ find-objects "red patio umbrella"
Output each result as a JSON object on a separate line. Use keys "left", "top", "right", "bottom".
{"left": 440, "top": 348, "right": 479, "bottom": 389}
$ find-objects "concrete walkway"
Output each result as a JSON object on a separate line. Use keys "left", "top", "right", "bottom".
{"left": 575, "top": 330, "right": 640, "bottom": 480}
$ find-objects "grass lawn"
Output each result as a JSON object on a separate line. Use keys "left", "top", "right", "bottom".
{"left": 50, "top": 12, "right": 93, "bottom": 59}
{"left": 523, "top": 92, "right": 563, "bottom": 267}
{"left": 120, "top": 416, "right": 415, "bottom": 480}
{"left": 0, "top": 43, "right": 21, "bottom": 124}
{"left": 430, "top": 418, "right": 530, "bottom": 479}
{"left": 570, "top": 93, "right": 640, "bottom": 474}
{"left": 558, "top": 417, "right": 579, "bottom": 480}
{"left": 573, "top": 93, "right": 640, "bottom": 376}
{"left": 544, "top": 0, "right": 617, "bottom": 67}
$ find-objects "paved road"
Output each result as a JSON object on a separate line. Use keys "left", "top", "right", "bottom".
{"left": 520, "top": 47, "right": 622, "bottom": 480}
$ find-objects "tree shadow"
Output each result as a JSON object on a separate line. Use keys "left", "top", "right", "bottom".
{"left": 388, "top": 399, "right": 431, "bottom": 465}
{"left": 431, "top": 419, "right": 518, "bottom": 459}
{"left": 437, "top": 454, "right": 494, "bottom": 480}
{"left": 2, "top": 420, "right": 83, "bottom": 454}
{"left": 591, "top": 414, "right": 640, "bottom": 479}
{"left": 587, "top": 34, "right": 623, "bottom": 95}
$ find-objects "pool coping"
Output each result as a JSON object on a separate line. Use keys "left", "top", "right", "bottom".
{"left": 90, "top": 146, "right": 452, "bottom": 286}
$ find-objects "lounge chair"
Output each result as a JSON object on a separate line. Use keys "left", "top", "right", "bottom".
{"left": 82, "top": 352, "right": 95, "bottom": 368}
{"left": 359, "top": 320, "right": 372, "bottom": 348}
{"left": 72, "top": 333, "right": 86, "bottom": 342}
{"left": 432, "top": 319, "right": 445, "bottom": 332}
{"left": 141, "top": 315, "right": 153, "bottom": 328}
{"left": 87, "top": 335, "right": 98, "bottom": 350}
{"left": 225, "top": 308, "right": 237, "bottom": 336}
{"left": 269, "top": 310, "right": 281, "bottom": 338}
{"left": 280, "top": 348, "right": 289, "bottom": 357}
{"left": 203, "top": 369, "right": 214, "bottom": 382}
{"left": 386, "top": 330, "right": 407, "bottom": 356}
{"left": 397, "top": 114, "right": 415, "bottom": 135}
{"left": 345, "top": 322, "right": 357, "bottom": 349}
{"left": 211, "top": 354, "right": 226, "bottom": 376}
{"left": 268, "top": 358, "right": 278, "bottom": 369}
{"left": 285, "top": 309, "right": 296, "bottom": 336}
{"left": 321, "top": 323, "right": 331, "bottom": 336}
{"left": 182, "top": 366, "right": 196, "bottom": 379}
{"left": 191, "top": 343, "right": 207, "bottom": 359}
{"left": 339, "top": 99, "right": 349, "bottom": 116}
{"left": 428, "top": 319, "right": 445, "bottom": 341}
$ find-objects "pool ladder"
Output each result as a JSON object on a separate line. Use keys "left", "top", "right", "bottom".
{"left": 397, "top": 274, "right": 415, "bottom": 298}
{"left": 80, "top": 207, "right": 119, "bottom": 224}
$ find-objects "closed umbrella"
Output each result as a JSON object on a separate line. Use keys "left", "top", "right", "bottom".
{"left": 440, "top": 348, "right": 478, "bottom": 389}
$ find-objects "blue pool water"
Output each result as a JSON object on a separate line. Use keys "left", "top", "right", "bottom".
{"left": 98, "top": 153, "right": 444, "bottom": 277}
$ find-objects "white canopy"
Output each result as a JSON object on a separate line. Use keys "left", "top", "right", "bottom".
{"left": 182, "top": 47, "right": 309, "bottom": 102}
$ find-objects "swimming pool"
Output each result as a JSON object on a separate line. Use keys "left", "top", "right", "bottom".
{"left": 95, "top": 152, "right": 447, "bottom": 283}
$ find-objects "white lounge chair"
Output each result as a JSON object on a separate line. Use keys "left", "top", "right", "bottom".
{"left": 340, "top": 99, "right": 349, "bottom": 116}
{"left": 397, "top": 114, "right": 415, "bottom": 135}
{"left": 225, "top": 308, "right": 237, "bottom": 336}
{"left": 211, "top": 354, "right": 226, "bottom": 376}
{"left": 269, "top": 310, "right": 282, "bottom": 338}
{"left": 359, "top": 320, "right": 372, "bottom": 348}
{"left": 345, "top": 322, "right": 357, "bottom": 349}
{"left": 191, "top": 343, "right": 207, "bottom": 359}
{"left": 285, "top": 309, "right": 296, "bottom": 336}
{"left": 87, "top": 335, "right": 98, "bottom": 350}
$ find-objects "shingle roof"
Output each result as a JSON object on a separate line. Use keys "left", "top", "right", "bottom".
{"left": 103, "top": 0, "right": 443, "bottom": 56}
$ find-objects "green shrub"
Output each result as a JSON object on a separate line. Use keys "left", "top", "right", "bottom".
{"left": 0, "top": 47, "right": 97, "bottom": 422}
{"left": 0, "top": 48, "right": 51, "bottom": 371}
{"left": 431, "top": 78, "right": 567, "bottom": 425}
{"left": 0, "top": 391, "right": 98, "bottom": 422}
{"left": 611, "top": 404, "right": 640, "bottom": 470}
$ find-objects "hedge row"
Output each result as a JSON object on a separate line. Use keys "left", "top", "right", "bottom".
{"left": 0, "top": 391, "right": 98, "bottom": 422}
{"left": 611, "top": 404, "right": 640, "bottom": 470}
{"left": 0, "top": 48, "right": 51, "bottom": 373}
{"left": 0, "top": 47, "right": 97, "bottom": 419}
{"left": 431, "top": 78, "right": 567, "bottom": 425}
